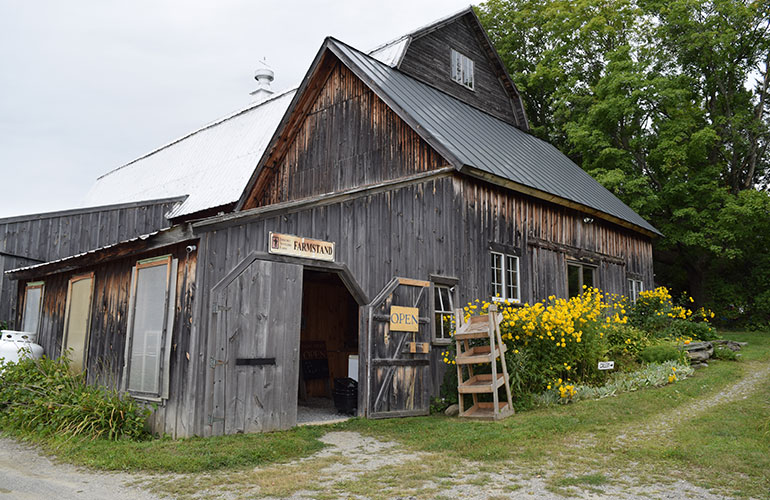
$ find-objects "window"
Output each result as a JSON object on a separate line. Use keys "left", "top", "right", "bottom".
{"left": 491, "top": 251, "right": 520, "bottom": 302}
{"left": 628, "top": 278, "right": 644, "bottom": 303}
{"left": 433, "top": 284, "right": 455, "bottom": 342}
{"left": 450, "top": 49, "right": 474, "bottom": 90}
{"left": 567, "top": 262, "right": 596, "bottom": 298}
{"left": 124, "top": 255, "right": 177, "bottom": 399}
{"left": 62, "top": 274, "right": 94, "bottom": 374}
{"left": 21, "top": 281, "right": 44, "bottom": 335}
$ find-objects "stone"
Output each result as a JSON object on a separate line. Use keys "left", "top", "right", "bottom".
{"left": 711, "top": 339, "right": 744, "bottom": 351}
{"left": 445, "top": 404, "right": 459, "bottom": 416}
{"left": 684, "top": 341, "right": 713, "bottom": 363}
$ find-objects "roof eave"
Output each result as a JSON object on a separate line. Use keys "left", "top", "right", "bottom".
{"left": 5, "top": 224, "right": 196, "bottom": 281}
{"left": 461, "top": 166, "right": 661, "bottom": 238}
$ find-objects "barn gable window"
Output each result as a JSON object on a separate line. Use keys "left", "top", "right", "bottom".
{"left": 567, "top": 262, "right": 596, "bottom": 298}
{"left": 628, "top": 278, "right": 644, "bottom": 303}
{"left": 21, "top": 281, "right": 44, "bottom": 335}
{"left": 490, "top": 251, "right": 520, "bottom": 303}
{"left": 432, "top": 279, "right": 457, "bottom": 344}
{"left": 124, "top": 255, "right": 177, "bottom": 400}
{"left": 450, "top": 48, "right": 474, "bottom": 90}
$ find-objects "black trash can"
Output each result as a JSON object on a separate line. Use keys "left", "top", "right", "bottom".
{"left": 332, "top": 377, "right": 358, "bottom": 415}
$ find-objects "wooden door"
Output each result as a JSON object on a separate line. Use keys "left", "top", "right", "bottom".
{"left": 366, "top": 278, "right": 432, "bottom": 418}
{"left": 62, "top": 273, "right": 94, "bottom": 374}
{"left": 211, "top": 259, "right": 303, "bottom": 434}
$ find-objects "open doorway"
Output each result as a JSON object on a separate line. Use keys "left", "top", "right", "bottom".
{"left": 297, "top": 269, "right": 359, "bottom": 424}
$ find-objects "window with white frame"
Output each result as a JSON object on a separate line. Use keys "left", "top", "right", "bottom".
{"left": 450, "top": 49, "right": 474, "bottom": 90}
{"left": 491, "top": 251, "right": 520, "bottom": 302}
{"left": 567, "top": 262, "right": 596, "bottom": 298}
{"left": 433, "top": 284, "right": 455, "bottom": 342}
{"left": 124, "top": 255, "right": 177, "bottom": 400}
{"left": 628, "top": 278, "right": 644, "bottom": 303}
{"left": 21, "top": 281, "right": 44, "bottom": 334}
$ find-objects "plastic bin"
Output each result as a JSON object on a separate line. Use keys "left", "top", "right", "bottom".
{"left": 333, "top": 377, "right": 358, "bottom": 415}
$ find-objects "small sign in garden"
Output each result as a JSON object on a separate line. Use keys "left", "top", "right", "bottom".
{"left": 598, "top": 361, "right": 615, "bottom": 370}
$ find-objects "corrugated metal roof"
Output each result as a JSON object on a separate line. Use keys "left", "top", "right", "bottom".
{"left": 84, "top": 89, "right": 296, "bottom": 219}
{"left": 327, "top": 39, "right": 659, "bottom": 235}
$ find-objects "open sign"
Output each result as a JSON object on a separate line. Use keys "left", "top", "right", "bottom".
{"left": 389, "top": 306, "right": 420, "bottom": 332}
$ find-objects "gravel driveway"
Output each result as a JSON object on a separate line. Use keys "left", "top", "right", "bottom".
{"left": 0, "top": 438, "right": 158, "bottom": 500}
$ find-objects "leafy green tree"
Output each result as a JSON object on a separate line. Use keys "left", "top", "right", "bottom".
{"left": 477, "top": 0, "right": 770, "bottom": 323}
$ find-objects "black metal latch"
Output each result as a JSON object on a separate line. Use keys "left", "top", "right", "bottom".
{"left": 235, "top": 357, "right": 276, "bottom": 366}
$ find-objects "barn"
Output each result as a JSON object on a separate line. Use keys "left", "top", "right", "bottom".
{"left": 7, "top": 8, "right": 658, "bottom": 437}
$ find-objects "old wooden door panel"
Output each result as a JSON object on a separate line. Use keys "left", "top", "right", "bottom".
{"left": 212, "top": 259, "right": 302, "bottom": 435}
{"left": 367, "top": 278, "right": 431, "bottom": 418}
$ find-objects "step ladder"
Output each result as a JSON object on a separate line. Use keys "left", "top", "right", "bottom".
{"left": 454, "top": 304, "right": 514, "bottom": 420}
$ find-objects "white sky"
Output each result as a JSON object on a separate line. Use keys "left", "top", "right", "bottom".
{"left": 0, "top": 0, "right": 473, "bottom": 218}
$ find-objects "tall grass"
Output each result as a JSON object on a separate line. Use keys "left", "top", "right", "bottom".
{"left": 0, "top": 356, "right": 150, "bottom": 441}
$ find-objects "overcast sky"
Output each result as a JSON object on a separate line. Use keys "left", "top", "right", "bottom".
{"left": 0, "top": 0, "right": 473, "bottom": 218}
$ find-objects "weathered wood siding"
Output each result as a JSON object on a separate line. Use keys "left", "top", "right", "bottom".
{"left": 1, "top": 198, "right": 180, "bottom": 326}
{"left": 398, "top": 15, "right": 518, "bottom": 125}
{"left": 188, "top": 173, "right": 653, "bottom": 436}
{"left": 242, "top": 63, "right": 448, "bottom": 209}
{"left": 17, "top": 243, "right": 197, "bottom": 438}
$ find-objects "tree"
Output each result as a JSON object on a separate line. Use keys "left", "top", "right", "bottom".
{"left": 477, "top": 0, "right": 770, "bottom": 323}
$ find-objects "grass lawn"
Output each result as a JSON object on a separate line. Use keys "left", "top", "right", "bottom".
{"left": 3, "top": 330, "right": 769, "bottom": 497}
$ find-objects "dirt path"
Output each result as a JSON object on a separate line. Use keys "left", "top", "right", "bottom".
{"left": 614, "top": 362, "right": 770, "bottom": 447}
{"left": 0, "top": 438, "right": 159, "bottom": 500}
{"left": 135, "top": 430, "right": 734, "bottom": 500}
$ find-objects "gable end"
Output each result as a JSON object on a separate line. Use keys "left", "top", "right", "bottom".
{"left": 240, "top": 61, "right": 450, "bottom": 209}
{"left": 398, "top": 11, "right": 526, "bottom": 128}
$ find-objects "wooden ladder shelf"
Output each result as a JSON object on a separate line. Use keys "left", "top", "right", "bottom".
{"left": 454, "top": 304, "right": 514, "bottom": 420}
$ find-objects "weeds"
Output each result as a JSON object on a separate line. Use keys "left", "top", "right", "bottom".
{"left": 0, "top": 356, "right": 150, "bottom": 441}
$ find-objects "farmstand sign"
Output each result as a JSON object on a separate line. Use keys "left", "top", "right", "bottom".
{"left": 268, "top": 232, "right": 335, "bottom": 262}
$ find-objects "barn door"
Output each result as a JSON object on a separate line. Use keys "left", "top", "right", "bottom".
{"left": 366, "top": 277, "right": 432, "bottom": 418}
{"left": 211, "top": 259, "right": 303, "bottom": 435}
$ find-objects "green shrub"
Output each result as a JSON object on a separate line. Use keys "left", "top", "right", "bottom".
{"left": 712, "top": 345, "right": 739, "bottom": 361}
{"left": 605, "top": 325, "right": 651, "bottom": 361}
{"left": 0, "top": 356, "right": 150, "bottom": 441}
{"left": 663, "top": 318, "right": 718, "bottom": 341}
{"left": 638, "top": 342, "right": 685, "bottom": 364}
{"left": 628, "top": 287, "right": 718, "bottom": 341}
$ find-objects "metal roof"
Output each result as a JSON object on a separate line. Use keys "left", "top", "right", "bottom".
{"left": 84, "top": 89, "right": 296, "bottom": 219}
{"left": 326, "top": 39, "right": 660, "bottom": 235}
{"left": 83, "top": 43, "right": 411, "bottom": 221}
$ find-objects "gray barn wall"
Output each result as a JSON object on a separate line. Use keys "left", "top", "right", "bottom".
{"left": 17, "top": 242, "right": 197, "bottom": 438}
{"left": 242, "top": 62, "right": 448, "bottom": 209}
{"left": 186, "top": 172, "right": 653, "bottom": 437}
{"left": 0, "top": 198, "right": 181, "bottom": 326}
